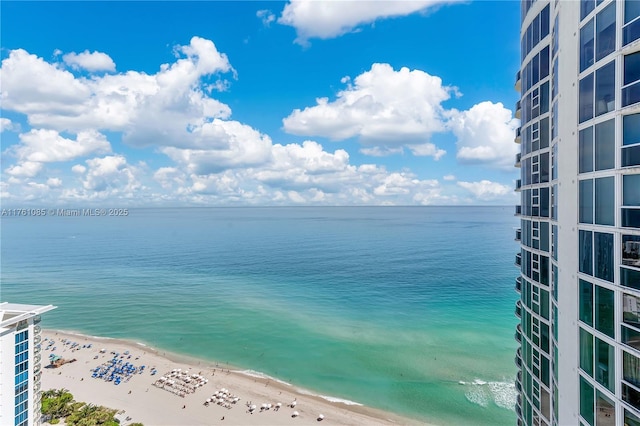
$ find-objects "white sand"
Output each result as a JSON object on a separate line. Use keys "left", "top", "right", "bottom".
{"left": 40, "top": 330, "right": 422, "bottom": 426}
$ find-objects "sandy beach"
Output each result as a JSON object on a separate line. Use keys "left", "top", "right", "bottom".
{"left": 40, "top": 330, "right": 422, "bottom": 426}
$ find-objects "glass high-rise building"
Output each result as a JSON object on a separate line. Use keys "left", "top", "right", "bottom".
{"left": 0, "top": 303, "right": 56, "bottom": 426}
{"left": 515, "top": 0, "right": 640, "bottom": 424}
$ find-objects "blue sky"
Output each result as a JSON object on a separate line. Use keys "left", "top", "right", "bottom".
{"left": 1, "top": 1, "right": 521, "bottom": 206}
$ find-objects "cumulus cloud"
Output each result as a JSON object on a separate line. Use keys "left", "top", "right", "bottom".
{"left": 283, "top": 63, "right": 452, "bottom": 158}
{"left": 0, "top": 37, "right": 515, "bottom": 206}
{"left": 1, "top": 37, "right": 234, "bottom": 149}
{"left": 11, "top": 129, "right": 111, "bottom": 163}
{"left": 82, "top": 155, "right": 140, "bottom": 194}
{"left": 448, "top": 101, "right": 520, "bottom": 169}
{"left": 457, "top": 180, "right": 512, "bottom": 200}
{"left": 443, "top": 174, "right": 456, "bottom": 181}
{"left": 63, "top": 50, "right": 116, "bottom": 72}
{"left": 5, "top": 161, "right": 43, "bottom": 178}
{"left": 0, "top": 118, "right": 20, "bottom": 133}
{"left": 278, "top": 0, "right": 458, "bottom": 45}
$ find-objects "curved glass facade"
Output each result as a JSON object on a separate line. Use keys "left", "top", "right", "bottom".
{"left": 516, "top": 1, "right": 640, "bottom": 424}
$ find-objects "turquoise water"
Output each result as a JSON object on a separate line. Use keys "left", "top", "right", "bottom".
{"left": 1, "top": 206, "right": 519, "bottom": 424}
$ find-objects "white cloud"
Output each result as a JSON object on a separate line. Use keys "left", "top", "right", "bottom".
{"left": 0, "top": 118, "right": 20, "bottom": 133}
{"left": 47, "top": 177, "right": 63, "bottom": 188}
{"left": 278, "top": 0, "right": 458, "bottom": 45}
{"left": 457, "top": 180, "right": 512, "bottom": 200}
{"left": 283, "top": 63, "right": 452, "bottom": 159}
{"left": 63, "top": 50, "right": 116, "bottom": 72}
{"left": 1, "top": 37, "right": 234, "bottom": 150}
{"left": 448, "top": 101, "right": 520, "bottom": 169}
{"left": 443, "top": 174, "right": 456, "bottom": 181}
{"left": 72, "top": 164, "right": 87, "bottom": 174}
{"left": 82, "top": 155, "right": 141, "bottom": 194}
{"left": 11, "top": 129, "right": 111, "bottom": 163}
{"left": 257, "top": 9, "right": 276, "bottom": 26}
{"left": 5, "top": 161, "right": 43, "bottom": 178}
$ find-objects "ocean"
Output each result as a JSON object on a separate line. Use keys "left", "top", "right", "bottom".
{"left": 1, "top": 206, "right": 519, "bottom": 425}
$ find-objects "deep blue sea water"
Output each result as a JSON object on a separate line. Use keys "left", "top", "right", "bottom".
{"left": 1, "top": 206, "right": 519, "bottom": 424}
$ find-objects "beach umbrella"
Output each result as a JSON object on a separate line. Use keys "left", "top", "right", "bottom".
{"left": 276, "top": 403, "right": 282, "bottom": 407}
{"left": 291, "top": 401, "right": 297, "bottom": 407}
{"left": 292, "top": 411, "right": 299, "bottom": 418}
{"left": 267, "top": 404, "right": 272, "bottom": 409}
{"left": 250, "top": 405, "right": 257, "bottom": 411}
{"left": 318, "top": 414, "right": 325, "bottom": 421}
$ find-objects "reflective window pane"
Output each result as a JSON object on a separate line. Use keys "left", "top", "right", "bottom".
{"left": 623, "top": 175, "right": 640, "bottom": 206}
{"left": 596, "top": 285, "right": 615, "bottom": 338}
{"left": 580, "top": 73, "right": 594, "bottom": 123}
{"left": 595, "top": 177, "right": 615, "bottom": 226}
{"left": 622, "top": 267, "right": 640, "bottom": 291}
{"left": 580, "top": 127, "right": 594, "bottom": 173}
{"left": 624, "top": 114, "right": 640, "bottom": 146}
{"left": 581, "top": 18, "right": 595, "bottom": 72}
{"left": 624, "top": 293, "right": 640, "bottom": 328}
{"left": 596, "top": 338, "right": 614, "bottom": 392}
{"left": 580, "top": 230, "right": 593, "bottom": 275}
{"left": 623, "top": 145, "right": 640, "bottom": 167}
{"left": 580, "top": 179, "right": 594, "bottom": 224}
{"left": 623, "top": 235, "right": 640, "bottom": 268}
{"left": 594, "top": 232, "right": 614, "bottom": 282}
{"left": 596, "top": 3, "right": 616, "bottom": 61}
{"left": 580, "top": 279, "right": 594, "bottom": 326}
{"left": 595, "top": 119, "right": 615, "bottom": 170}
{"left": 595, "top": 61, "right": 615, "bottom": 116}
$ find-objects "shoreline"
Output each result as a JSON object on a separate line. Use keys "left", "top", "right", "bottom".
{"left": 41, "top": 329, "right": 426, "bottom": 426}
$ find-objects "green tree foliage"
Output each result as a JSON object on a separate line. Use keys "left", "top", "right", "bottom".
{"left": 41, "top": 389, "right": 124, "bottom": 426}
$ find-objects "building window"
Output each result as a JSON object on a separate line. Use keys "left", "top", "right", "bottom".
{"left": 623, "top": 382, "right": 640, "bottom": 412}
{"left": 594, "top": 232, "right": 615, "bottom": 281}
{"left": 623, "top": 174, "right": 640, "bottom": 228}
{"left": 580, "top": 127, "right": 594, "bottom": 173}
{"left": 596, "top": 284, "right": 615, "bottom": 337}
{"left": 623, "top": 114, "right": 640, "bottom": 167}
{"left": 596, "top": 2, "right": 616, "bottom": 62}
{"left": 580, "top": 73, "right": 595, "bottom": 123}
{"left": 595, "top": 337, "right": 615, "bottom": 392}
{"left": 580, "top": 230, "right": 594, "bottom": 274}
{"left": 623, "top": 52, "right": 640, "bottom": 107}
{"left": 624, "top": 293, "right": 640, "bottom": 330}
{"left": 580, "top": 18, "right": 595, "bottom": 72}
{"left": 626, "top": 409, "right": 640, "bottom": 426}
{"left": 580, "top": 279, "right": 594, "bottom": 326}
{"left": 579, "top": 121, "right": 613, "bottom": 173}
{"left": 596, "top": 391, "right": 616, "bottom": 424}
{"left": 579, "top": 177, "right": 614, "bottom": 226}
{"left": 595, "top": 119, "right": 615, "bottom": 170}
{"left": 581, "top": 0, "right": 595, "bottom": 21}
{"left": 624, "top": 0, "right": 640, "bottom": 46}
{"left": 595, "top": 61, "right": 615, "bottom": 116}
{"left": 622, "top": 266, "right": 640, "bottom": 291}
{"left": 580, "top": 375, "right": 595, "bottom": 425}
{"left": 624, "top": 235, "right": 640, "bottom": 268}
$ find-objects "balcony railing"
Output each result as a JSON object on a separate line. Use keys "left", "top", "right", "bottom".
{"left": 515, "top": 70, "right": 521, "bottom": 92}
{"left": 515, "top": 100, "right": 522, "bottom": 119}
{"left": 515, "top": 179, "right": 522, "bottom": 191}
{"left": 515, "top": 300, "right": 522, "bottom": 318}
{"left": 515, "top": 153, "right": 522, "bottom": 168}
{"left": 514, "top": 126, "right": 521, "bottom": 144}
{"left": 515, "top": 276, "right": 522, "bottom": 293}
{"left": 515, "top": 253, "right": 522, "bottom": 267}
{"left": 515, "top": 348, "right": 522, "bottom": 368}
{"left": 515, "top": 228, "right": 522, "bottom": 241}
{"left": 515, "top": 323, "right": 523, "bottom": 343}
{"left": 515, "top": 205, "right": 522, "bottom": 216}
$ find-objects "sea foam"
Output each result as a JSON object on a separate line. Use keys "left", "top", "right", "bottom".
{"left": 460, "top": 379, "right": 516, "bottom": 410}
